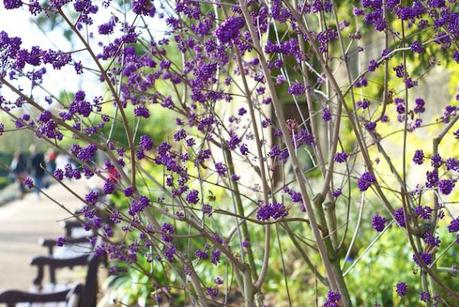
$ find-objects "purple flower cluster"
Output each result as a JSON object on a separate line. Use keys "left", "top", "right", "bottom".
{"left": 334, "top": 152, "right": 348, "bottom": 163}
{"left": 396, "top": 282, "right": 408, "bottom": 297}
{"left": 358, "top": 171, "right": 376, "bottom": 191}
{"left": 413, "top": 252, "right": 433, "bottom": 267}
{"left": 438, "top": 179, "right": 455, "bottom": 195}
{"left": 139, "top": 135, "right": 153, "bottom": 151}
{"left": 128, "top": 196, "right": 150, "bottom": 216}
{"left": 3, "top": 0, "right": 21, "bottom": 9}
{"left": 132, "top": 0, "right": 156, "bottom": 17}
{"left": 195, "top": 249, "right": 209, "bottom": 260}
{"left": 412, "top": 150, "right": 424, "bottom": 165}
{"left": 214, "top": 162, "right": 227, "bottom": 176}
{"left": 256, "top": 202, "right": 288, "bottom": 221}
{"left": 287, "top": 82, "right": 306, "bottom": 96}
{"left": 324, "top": 290, "right": 341, "bottom": 307}
{"left": 186, "top": 190, "right": 199, "bottom": 204}
{"left": 322, "top": 107, "right": 332, "bottom": 121}
{"left": 448, "top": 218, "right": 459, "bottom": 232}
{"left": 215, "top": 16, "right": 245, "bottom": 44}
{"left": 413, "top": 205, "right": 432, "bottom": 220}
{"left": 371, "top": 214, "right": 386, "bottom": 232}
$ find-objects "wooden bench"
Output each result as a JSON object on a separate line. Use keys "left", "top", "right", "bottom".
{"left": 0, "top": 250, "right": 102, "bottom": 307}
{"left": 0, "top": 283, "right": 82, "bottom": 307}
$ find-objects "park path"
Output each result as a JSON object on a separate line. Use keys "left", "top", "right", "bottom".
{"left": 0, "top": 180, "right": 91, "bottom": 290}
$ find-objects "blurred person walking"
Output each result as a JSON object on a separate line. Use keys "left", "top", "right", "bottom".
{"left": 29, "top": 145, "right": 45, "bottom": 198}
{"left": 46, "top": 149, "right": 57, "bottom": 174}
{"left": 10, "top": 151, "right": 28, "bottom": 199}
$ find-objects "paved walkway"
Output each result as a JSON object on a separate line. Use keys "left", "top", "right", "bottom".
{"left": 0, "top": 180, "right": 91, "bottom": 290}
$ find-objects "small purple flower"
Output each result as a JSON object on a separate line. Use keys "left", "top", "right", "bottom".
{"left": 414, "top": 205, "right": 432, "bottom": 220}
{"left": 324, "top": 290, "right": 341, "bottom": 306}
{"left": 103, "top": 180, "right": 116, "bottom": 195}
{"left": 368, "top": 59, "right": 378, "bottom": 71}
{"left": 238, "top": 107, "right": 247, "bottom": 116}
{"left": 412, "top": 150, "right": 424, "bottom": 165}
{"left": 186, "top": 189, "right": 199, "bottom": 204}
{"left": 448, "top": 218, "right": 459, "bottom": 232}
{"left": 426, "top": 170, "right": 439, "bottom": 188}
{"left": 322, "top": 107, "right": 332, "bottom": 121}
{"left": 332, "top": 188, "right": 342, "bottom": 199}
{"left": 357, "top": 99, "right": 370, "bottom": 109}
{"left": 405, "top": 78, "right": 417, "bottom": 88}
{"left": 161, "top": 223, "right": 175, "bottom": 238}
{"left": 288, "top": 82, "right": 306, "bottom": 96}
{"left": 438, "top": 179, "right": 455, "bottom": 195}
{"left": 186, "top": 138, "right": 196, "bottom": 147}
{"left": 123, "top": 186, "right": 134, "bottom": 197}
{"left": 393, "top": 64, "right": 405, "bottom": 78}
{"left": 394, "top": 208, "right": 406, "bottom": 227}
{"left": 23, "top": 177, "right": 34, "bottom": 189}
{"left": 56, "top": 236, "right": 65, "bottom": 247}
{"left": 396, "top": 282, "right": 408, "bottom": 297}
{"left": 240, "top": 144, "right": 249, "bottom": 155}
{"left": 371, "top": 214, "right": 386, "bottom": 232}
{"left": 132, "top": 0, "right": 156, "bottom": 16}
{"left": 290, "top": 191, "right": 302, "bottom": 203}
{"left": 211, "top": 249, "right": 221, "bottom": 265}
{"left": 215, "top": 276, "right": 224, "bottom": 285}
{"left": 420, "top": 291, "right": 431, "bottom": 302}
{"left": 85, "top": 191, "right": 99, "bottom": 205}
{"left": 195, "top": 249, "right": 209, "bottom": 260}
{"left": 431, "top": 154, "right": 443, "bottom": 168}
{"left": 446, "top": 158, "right": 459, "bottom": 171}
{"left": 173, "top": 129, "right": 187, "bottom": 141}
{"left": 228, "top": 133, "right": 241, "bottom": 150}
{"left": 358, "top": 172, "right": 376, "bottom": 191}
{"left": 215, "top": 162, "right": 227, "bottom": 176}
{"left": 256, "top": 202, "right": 288, "bottom": 221}
{"left": 54, "top": 169, "right": 64, "bottom": 181}
{"left": 334, "top": 152, "right": 348, "bottom": 163}
{"left": 454, "top": 52, "right": 459, "bottom": 64}
{"left": 414, "top": 98, "right": 425, "bottom": 113}
{"left": 410, "top": 40, "right": 424, "bottom": 53}
{"left": 3, "top": 0, "right": 22, "bottom": 9}
{"left": 454, "top": 129, "right": 459, "bottom": 139}
{"left": 215, "top": 16, "right": 245, "bottom": 44}
{"left": 139, "top": 135, "right": 153, "bottom": 151}
{"left": 98, "top": 18, "right": 115, "bottom": 35}
{"left": 365, "top": 121, "right": 377, "bottom": 131}
{"left": 413, "top": 252, "right": 433, "bottom": 266}
{"left": 134, "top": 105, "right": 150, "bottom": 118}
{"left": 423, "top": 232, "right": 440, "bottom": 247}
{"left": 163, "top": 245, "right": 176, "bottom": 262}
{"left": 206, "top": 287, "right": 219, "bottom": 299}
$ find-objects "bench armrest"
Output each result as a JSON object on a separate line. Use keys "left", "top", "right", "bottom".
{"left": 31, "top": 254, "right": 88, "bottom": 267}
{"left": 30, "top": 254, "right": 89, "bottom": 286}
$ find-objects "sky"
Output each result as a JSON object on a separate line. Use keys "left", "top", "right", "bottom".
{"left": 0, "top": 4, "right": 167, "bottom": 106}
{"left": 0, "top": 6, "right": 80, "bottom": 100}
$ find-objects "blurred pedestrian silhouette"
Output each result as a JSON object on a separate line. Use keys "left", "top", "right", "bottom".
{"left": 29, "top": 145, "right": 45, "bottom": 198}
{"left": 10, "top": 151, "right": 28, "bottom": 199}
{"left": 46, "top": 149, "right": 57, "bottom": 174}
